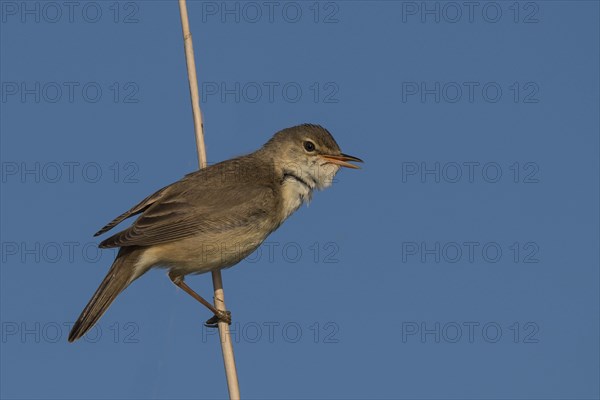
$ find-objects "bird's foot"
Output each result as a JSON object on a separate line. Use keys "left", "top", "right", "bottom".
{"left": 204, "top": 310, "right": 232, "bottom": 328}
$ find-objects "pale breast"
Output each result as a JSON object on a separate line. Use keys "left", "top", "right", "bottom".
{"left": 279, "top": 177, "right": 312, "bottom": 220}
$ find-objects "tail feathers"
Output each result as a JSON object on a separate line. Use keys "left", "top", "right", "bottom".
{"left": 68, "top": 251, "right": 138, "bottom": 343}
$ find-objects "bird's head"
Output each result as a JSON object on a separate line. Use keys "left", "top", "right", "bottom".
{"left": 262, "top": 124, "right": 362, "bottom": 190}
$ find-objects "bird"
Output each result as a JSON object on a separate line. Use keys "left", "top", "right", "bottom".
{"left": 68, "top": 124, "right": 362, "bottom": 342}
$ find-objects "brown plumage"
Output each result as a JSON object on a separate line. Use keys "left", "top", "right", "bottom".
{"left": 68, "top": 124, "right": 362, "bottom": 342}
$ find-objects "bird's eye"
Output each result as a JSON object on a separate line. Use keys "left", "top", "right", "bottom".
{"left": 303, "top": 141, "right": 316, "bottom": 152}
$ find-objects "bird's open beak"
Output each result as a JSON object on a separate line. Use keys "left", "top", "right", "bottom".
{"left": 320, "top": 153, "right": 364, "bottom": 169}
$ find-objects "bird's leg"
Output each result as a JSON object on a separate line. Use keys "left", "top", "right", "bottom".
{"left": 168, "top": 271, "right": 232, "bottom": 327}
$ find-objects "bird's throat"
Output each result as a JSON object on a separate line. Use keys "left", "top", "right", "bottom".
{"left": 280, "top": 172, "right": 313, "bottom": 220}
{"left": 282, "top": 172, "right": 313, "bottom": 191}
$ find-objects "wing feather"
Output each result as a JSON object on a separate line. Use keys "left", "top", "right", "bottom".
{"left": 94, "top": 185, "right": 171, "bottom": 237}
{"left": 97, "top": 158, "right": 277, "bottom": 249}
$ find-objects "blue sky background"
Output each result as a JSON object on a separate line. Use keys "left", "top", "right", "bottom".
{"left": 1, "top": 1, "right": 599, "bottom": 399}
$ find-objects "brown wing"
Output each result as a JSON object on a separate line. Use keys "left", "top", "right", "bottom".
{"left": 97, "top": 159, "right": 277, "bottom": 249}
{"left": 94, "top": 185, "right": 171, "bottom": 237}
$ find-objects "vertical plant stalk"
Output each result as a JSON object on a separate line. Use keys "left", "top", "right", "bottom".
{"left": 177, "top": 1, "right": 241, "bottom": 398}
